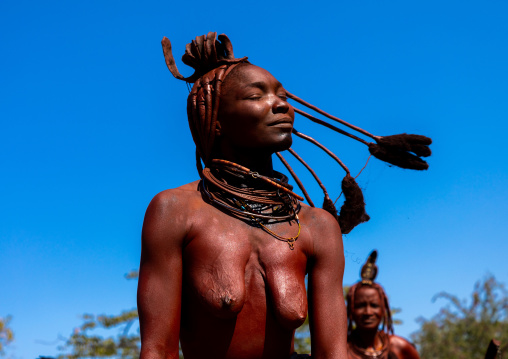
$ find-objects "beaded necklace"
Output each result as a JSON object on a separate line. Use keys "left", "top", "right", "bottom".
{"left": 348, "top": 332, "right": 391, "bottom": 359}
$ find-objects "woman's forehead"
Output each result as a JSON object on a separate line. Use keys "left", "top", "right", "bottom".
{"left": 354, "top": 286, "right": 381, "bottom": 301}
{"left": 224, "top": 64, "right": 282, "bottom": 90}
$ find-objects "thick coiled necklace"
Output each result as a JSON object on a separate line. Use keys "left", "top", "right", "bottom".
{"left": 201, "top": 159, "right": 302, "bottom": 249}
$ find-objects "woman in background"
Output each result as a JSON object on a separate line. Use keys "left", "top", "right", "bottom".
{"left": 346, "top": 251, "right": 420, "bottom": 359}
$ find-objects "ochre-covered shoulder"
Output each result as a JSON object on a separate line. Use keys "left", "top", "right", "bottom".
{"left": 149, "top": 181, "right": 200, "bottom": 208}
{"left": 299, "top": 204, "right": 343, "bottom": 261}
{"left": 301, "top": 204, "right": 342, "bottom": 238}
{"left": 142, "top": 181, "right": 201, "bottom": 248}
{"left": 390, "top": 335, "right": 420, "bottom": 359}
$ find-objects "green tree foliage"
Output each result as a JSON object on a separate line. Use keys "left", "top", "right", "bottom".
{"left": 0, "top": 316, "right": 14, "bottom": 356}
{"left": 57, "top": 271, "right": 140, "bottom": 359}
{"left": 56, "top": 270, "right": 184, "bottom": 359}
{"left": 411, "top": 274, "right": 508, "bottom": 359}
{"left": 58, "top": 310, "right": 139, "bottom": 359}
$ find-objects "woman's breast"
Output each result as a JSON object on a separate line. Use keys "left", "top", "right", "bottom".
{"left": 261, "top": 245, "right": 308, "bottom": 329}
{"left": 182, "top": 219, "right": 308, "bottom": 329}
{"left": 182, "top": 234, "right": 251, "bottom": 318}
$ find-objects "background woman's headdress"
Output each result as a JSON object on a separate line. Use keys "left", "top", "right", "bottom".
{"left": 162, "top": 33, "right": 432, "bottom": 234}
{"left": 360, "top": 250, "right": 378, "bottom": 285}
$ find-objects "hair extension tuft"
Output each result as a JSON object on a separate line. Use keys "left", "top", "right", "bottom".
{"left": 338, "top": 174, "right": 370, "bottom": 234}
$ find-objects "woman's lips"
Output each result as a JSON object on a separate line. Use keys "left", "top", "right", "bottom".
{"left": 269, "top": 117, "right": 293, "bottom": 127}
{"left": 360, "top": 318, "right": 378, "bottom": 325}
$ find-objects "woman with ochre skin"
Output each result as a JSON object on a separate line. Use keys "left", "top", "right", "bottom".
{"left": 346, "top": 252, "right": 419, "bottom": 359}
{"left": 138, "top": 34, "right": 347, "bottom": 359}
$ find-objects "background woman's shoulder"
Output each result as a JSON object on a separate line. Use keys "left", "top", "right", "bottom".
{"left": 389, "top": 335, "right": 420, "bottom": 359}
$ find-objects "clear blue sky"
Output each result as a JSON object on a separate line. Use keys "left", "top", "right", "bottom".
{"left": 1, "top": 0, "right": 507, "bottom": 357}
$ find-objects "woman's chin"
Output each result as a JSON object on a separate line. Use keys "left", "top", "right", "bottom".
{"left": 356, "top": 323, "right": 381, "bottom": 331}
{"left": 270, "top": 134, "right": 293, "bottom": 153}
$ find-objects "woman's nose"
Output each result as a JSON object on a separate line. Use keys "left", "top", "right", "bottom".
{"left": 272, "top": 96, "right": 289, "bottom": 113}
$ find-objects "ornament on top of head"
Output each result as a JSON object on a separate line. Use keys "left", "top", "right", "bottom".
{"left": 161, "top": 32, "right": 249, "bottom": 83}
{"left": 360, "top": 250, "right": 378, "bottom": 285}
{"left": 161, "top": 32, "right": 433, "bottom": 236}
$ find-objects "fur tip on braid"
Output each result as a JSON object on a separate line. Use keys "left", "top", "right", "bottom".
{"left": 368, "top": 142, "right": 429, "bottom": 171}
{"left": 338, "top": 174, "right": 370, "bottom": 234}
{"left": 377, "top": 134, "right": 432, "bottom": 157}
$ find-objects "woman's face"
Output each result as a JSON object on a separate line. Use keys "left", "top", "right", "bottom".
{"left": 352, "top": 286, "right": 384, "bottom": 331}
{"left": 217, "top": 65, "right": 295, "bottom": 155}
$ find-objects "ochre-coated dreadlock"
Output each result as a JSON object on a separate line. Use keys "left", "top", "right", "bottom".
{"left": 346, "top": 250, "right": 394, "bottom": 336}
{"left": 162, "top": 32, "right": 249, "bottom": 166}
{"left": 161, "top": 32, "right": 432, "bottom": 235}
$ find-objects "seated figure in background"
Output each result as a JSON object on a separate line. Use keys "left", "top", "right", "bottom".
{"left": 346, "top": 251, "right": 420, "bottom": 359}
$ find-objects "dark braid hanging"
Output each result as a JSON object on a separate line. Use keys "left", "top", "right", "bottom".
{"left": 161, "top": 32, "right": 432, "bottom": 235}
{"left": 162, "top": 32, "right": 249, "bottom": 165}
{"left": 286, "top": 92, "right": 432, "bottom": 171}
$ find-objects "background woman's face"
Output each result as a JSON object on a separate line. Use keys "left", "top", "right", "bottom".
{"left": 217, "top": 65, "right": 295, "bottom": 155}
{"left": 352, "top": 286, "right": 384, "bottom": 331}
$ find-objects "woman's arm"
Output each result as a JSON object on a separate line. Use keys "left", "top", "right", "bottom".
{"left": 138, "top": 190, "right": 188, "bottom": 359}
{"left": 307, "top": 209, "right": 347, "bottom": 359}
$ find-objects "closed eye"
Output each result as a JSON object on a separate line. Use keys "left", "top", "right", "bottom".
{"left": 244, "top": 93, "right": 263, "bottom": 100}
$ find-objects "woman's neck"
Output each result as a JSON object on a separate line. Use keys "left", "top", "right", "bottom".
{"left": 218, "top": 148, "right": 275, "bottom": 177}
{"left": 353, "top": 329, "right": 382, "bottom": 350}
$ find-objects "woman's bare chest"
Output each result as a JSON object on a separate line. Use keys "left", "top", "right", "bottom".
{"left": 181, "top": 214, "right": 309, "bottom": 328}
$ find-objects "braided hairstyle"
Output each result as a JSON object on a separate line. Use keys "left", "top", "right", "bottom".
{"left": 162, "top": 32, "right": 249, "bottom": 168}
{"left": 161, "top": 33, "right": 432, "bottom": 234}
